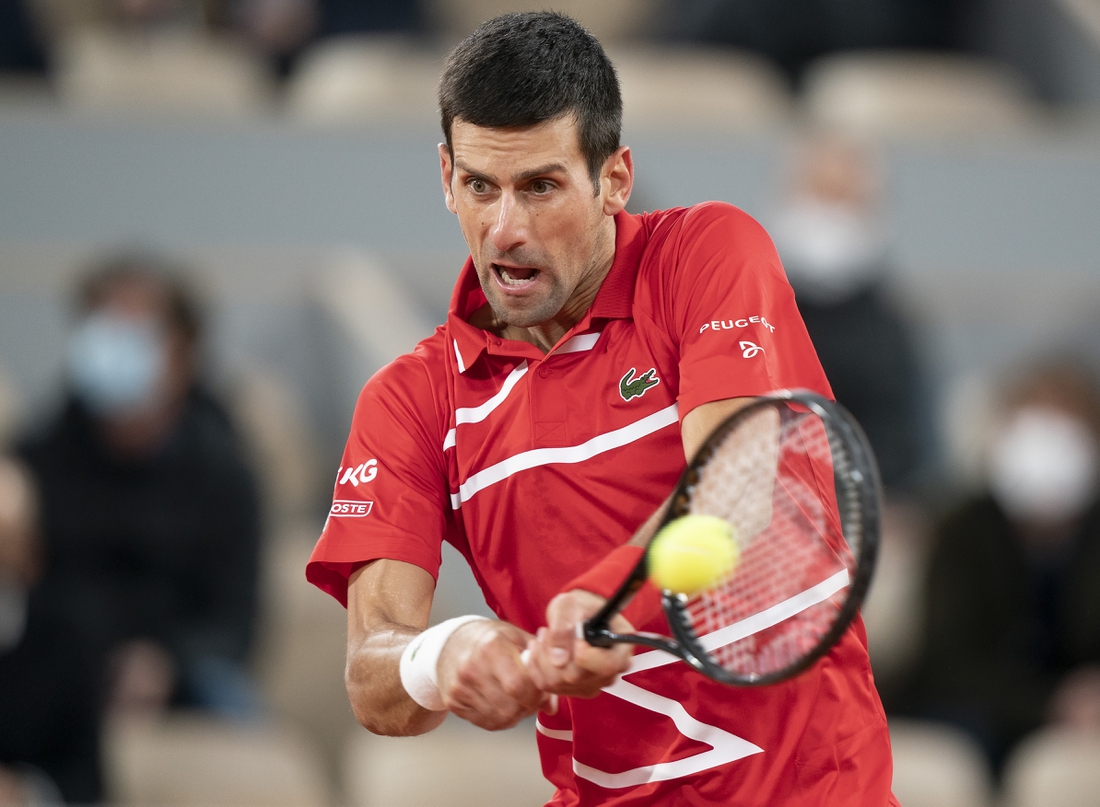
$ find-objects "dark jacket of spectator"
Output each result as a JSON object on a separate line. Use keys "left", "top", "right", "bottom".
{"left": 16, "top": 386, "right": 261, "bottom": 703}
{"left": 0, "top": 585, "right": 103, "bottom": 804}
{"left": 900, "top": 494, "right": 1100, "bottom": 767}
{"left": 797, "top": 281, "right": 924, "bottom": 490}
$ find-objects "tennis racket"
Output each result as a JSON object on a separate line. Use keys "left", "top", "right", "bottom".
{"left": 584, "top": 388, "right": 881, "bottom": 686}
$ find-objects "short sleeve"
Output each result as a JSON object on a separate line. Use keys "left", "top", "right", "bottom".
{"left": 306, "top": 353, "right": 449, "bottom": 607}
{"left": 650, "top": 203, "right": 832, "bottom": 416}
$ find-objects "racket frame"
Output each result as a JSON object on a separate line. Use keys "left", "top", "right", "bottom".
{"left": 582, "top": 389, "right": 882, "bottom": 686}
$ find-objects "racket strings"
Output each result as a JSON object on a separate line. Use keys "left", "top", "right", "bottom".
{"left": 684, "top": 405, "right": 859, "bottom": 679}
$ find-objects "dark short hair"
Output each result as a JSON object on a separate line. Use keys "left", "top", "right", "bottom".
{"left": 438, "top": 11, "right": 622, "bottom": 188}
{"left": 77, "top": 251, "right": 203, "bottom": 346}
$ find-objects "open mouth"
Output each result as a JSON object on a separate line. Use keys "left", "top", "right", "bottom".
{"left": 493, "top": 263, "right": 540, "bottom": 287}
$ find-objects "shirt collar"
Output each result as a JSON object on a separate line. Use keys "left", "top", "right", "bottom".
{"left": 447, "top": 210, "right": 647, "bottom": 372}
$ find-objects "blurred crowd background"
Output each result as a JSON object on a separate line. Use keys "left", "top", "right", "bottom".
{"left": 1, "top": 0, "right": 1100, "bottom": 806}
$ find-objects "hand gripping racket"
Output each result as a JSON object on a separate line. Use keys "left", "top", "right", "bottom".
{"left": 584, "top": 389, "right": 881, "bottom": 686}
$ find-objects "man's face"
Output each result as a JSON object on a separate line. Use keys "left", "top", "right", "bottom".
{"left": 441, "top": 116, "right": 630, "bottom": 329}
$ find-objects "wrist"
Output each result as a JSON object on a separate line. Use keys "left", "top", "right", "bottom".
{"left": 563, "top": 544, "right": 663, "bottom": 630}
{"left": 399, "top": 615, "right": 488, "bottom": 711}
{"left": 565, "top": 543, "right": 645, "bottom": 599}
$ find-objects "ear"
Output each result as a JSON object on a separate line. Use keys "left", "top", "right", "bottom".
{"left": 439, "top": 143, "right": 457, "bottom": 214}
{"left": 601, "top": 146, "right": 634, "bottom": 217}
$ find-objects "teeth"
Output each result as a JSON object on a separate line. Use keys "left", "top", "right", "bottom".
{"left": 498, "top": 266, "right": 537, "bottom": 285}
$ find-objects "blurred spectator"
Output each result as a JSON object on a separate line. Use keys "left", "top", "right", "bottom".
{"left": 897, "top": 358, "right": 1100, "bottom": 773}
{"left": 660, "top": 0, "right": 971, "bottom": 86}
{"left": 315, "top": 0, "right": 423, "bottom": 36}
{"left": 225, "top": 0, "right": 318, "bottom": 74}
{"left": 771, "top": 131, "right": 925, "bottom": 492}
{"left": 0, "top": 0, "right": 46, "bottom": 73}
{"left": 27, "top": 0, "right": 212, "bottom": 37}
{"left": 0, "top": 456, "right": 103, "bottom": 806}
{"left": 15, "top": 253, "right": 263, "bottom": 722}
{"left": 223, "top": 0, "right": 425, "bottom": 77}
{"left": 24, "top": 0, "right": 422, "bottom": 77}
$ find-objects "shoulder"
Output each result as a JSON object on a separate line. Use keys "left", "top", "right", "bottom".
{"left": 635, "top": 202, "right": 784, "bottom": 300}
{"left": 176, "top": 388, "right": 259, "bottom": 488}
{"left": 644, "top": 201, "right": 775, "bottom": 251}
{"left": 14, "top": 399, "right": 82, "bottom": 457}
{"left": 637, "top": 202, "right": 781, "bottom": 286}
{"left": 351, "top": 327, "right": 450, "bottom": 440}
{"left": 360, "top": 327, "right": 448, "bottom": 404}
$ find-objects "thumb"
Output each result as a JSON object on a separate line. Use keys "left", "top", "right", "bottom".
{"left": 544, "top": 598, "right": 584, "bottom": 668}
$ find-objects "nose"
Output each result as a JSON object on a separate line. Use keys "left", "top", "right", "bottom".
{"left": 489, "top": 192, "right": 528, "bottom": 254}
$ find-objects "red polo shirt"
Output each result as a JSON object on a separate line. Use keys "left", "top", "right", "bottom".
{"left": 307, "top": 203, "right": 896, "bottom": 806}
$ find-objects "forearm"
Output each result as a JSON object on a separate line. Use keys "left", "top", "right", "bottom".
{"left": 345, "top": 620, "right": 446, "bottom": 736}
{"left": 346, "top": 559, "right": 545, "bottom": 734}
{"left": 345, "top": 560, "right": 442, "bottom": 736}
{"left": 626, "top": 396, "right": 765, "bottom": 552}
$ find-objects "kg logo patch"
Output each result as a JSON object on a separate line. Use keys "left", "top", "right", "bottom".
{"left": 620, "top": 367, "right": 660, "bottom": 401}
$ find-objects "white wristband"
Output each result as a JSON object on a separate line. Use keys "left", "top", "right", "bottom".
{"left": 399, "top": 615, "right": 489, "bottom": 711}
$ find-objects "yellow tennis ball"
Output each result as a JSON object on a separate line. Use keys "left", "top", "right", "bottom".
{"left": 648, "top": 514, "right": 740, "bottom": 596}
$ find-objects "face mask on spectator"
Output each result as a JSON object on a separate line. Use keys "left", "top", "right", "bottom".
{"left": 989, "top": 407, "right": 1099, "bottom": 524}
{"left": 773, "top": 199, "right": 888, "bottom": 304}
{"left": 68, "top": 314, "right": 167, "bottom": 416}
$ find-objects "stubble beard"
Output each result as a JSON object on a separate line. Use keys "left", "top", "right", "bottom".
{"left": 476, "top": 249, "right": 568, "bottom": 329}
{"left": 481, "top": 279, "right": 568, "bottom": 328}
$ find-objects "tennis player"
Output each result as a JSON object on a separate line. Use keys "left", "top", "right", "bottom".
{"left": 307, "top": 12, "right": 898, "bottom": 805}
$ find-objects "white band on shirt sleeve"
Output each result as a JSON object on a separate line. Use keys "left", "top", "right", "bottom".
{"left": 399, "top": 615, "right": 489, "bottom": 711}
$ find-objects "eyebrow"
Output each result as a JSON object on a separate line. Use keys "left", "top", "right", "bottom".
{"left": 454, "top": 161, "right": 569, "bottom": 185}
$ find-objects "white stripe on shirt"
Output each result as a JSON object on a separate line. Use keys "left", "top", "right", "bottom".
{"left": 556, "top": 331, "right": 602, "bottom": 354}
{"left": 443, "top": 361, "right": 529, "bottom": 451}
{"left": 451, "top": 403, "right": 679, "bottom": 509}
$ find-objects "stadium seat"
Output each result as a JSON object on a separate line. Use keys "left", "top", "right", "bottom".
{"left": 609, "top": 45, "right": 792, "bottom": 133}
{"left": 0, "top": 362, "right": 23, "bottom": 447}
{"left": 343, "top": 718, "right": 553, "bottom": 807}
{"left": 103, "top": 712, "right": 332, "bottom": 807}
{"left": 253, "top": 529, "right": 361, "bottom": 780}
{"left": 888, "top": 719, "right": 994, "bottom": 807}
{"left": 860, "top": 500, "right": 929, "bottom": 690}
{"left": 53, "top": 29, "right": 273, "bottom": 118}
{"left": 284, "top": 36, "right": 442, "bottom": 124}
{"left": 228, "top": 365, "right": 323, "bottom": 523}
{"left": 1001, "top": 728, "right": 1100, "bottom": 807}
{"left": 312, "top": 251, "right": 438, "bottom": 373}
{"left": 801, "top": 51, "right": 1039, "bottom": 137}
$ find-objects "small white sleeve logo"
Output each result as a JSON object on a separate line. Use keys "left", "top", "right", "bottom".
{"left": 330, "top": 500, "right": 373, "bottom": 517}
{"left": 338, "top": 459, "right": 378, "bottom": 487}
{"left": 699, "top": 316, "right": 776, "bottom": 334}
{"left": 739, "top": 341, "right": 765, "bottom": 359}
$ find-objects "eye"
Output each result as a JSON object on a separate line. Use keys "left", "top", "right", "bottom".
{"left": 530, "top": 180, "right": 553, "bottom": 194}
{"left": 468, "top": 178, "right": 488, "bottom": 194}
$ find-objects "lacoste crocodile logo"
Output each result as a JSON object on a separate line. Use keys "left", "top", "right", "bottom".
{"left": 620, "top": 367, "right": 660, "bottom": 401}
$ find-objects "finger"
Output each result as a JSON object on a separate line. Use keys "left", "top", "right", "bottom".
{"left": 494, "top": 644, "right": 545, "bottom": 710}
{"left": 544, "top": 596, "right": 581, "bottom": 668}
{"left": 446, "top": 668, "right": 538, "bottom": 730}
{"left": 521, "top": 643, "right": 558, "bottom": 715}
{"left": 572, "top": 638, "right": 633, "bottom": 679}
{"left": 529, "top": 637, "right": 624, "bottom": 698}
{"left": 438, "top": 623, "right": 543, "bottom": 729}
